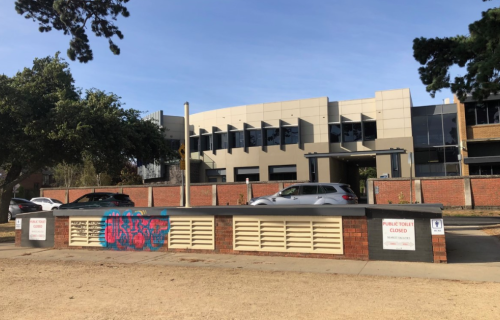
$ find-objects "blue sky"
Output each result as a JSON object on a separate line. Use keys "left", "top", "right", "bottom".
{"left": 0, "top": 0, "right": 493, "bottom": 116}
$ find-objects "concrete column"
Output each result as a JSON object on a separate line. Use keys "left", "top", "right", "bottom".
{"left": 120, "top": 187, "right": 123, "bottom": 194}
{"left": 40, "top": 188, "right": 44, "bottom": 197}
{"left": 247, "top": 183, "right": 252, "bottom": 204}
{"left": 91, "top": 188, "right": 95, "bottom": 193}
{"left": 464, "top": 177, "right": 472, "bottom": 209}
{"left": 279, "top": 182, "right": 284, "bottom": 190}
{"left": 367, "top": 180, "right": 374, "bottom": 204}
{"left": 180, "top": 185, "right": 184, "bottom": 207}
{"left": 148, "top": 187, "right": 153, "bottom": 207}
{"left": 414, "top": 180, "right": 422, "bottom": 204}
{"left": 65, "top": 189, "right": 69, "bottom": 204}
{"left": 212, "top": 185, "right": 217, "bottom": 206}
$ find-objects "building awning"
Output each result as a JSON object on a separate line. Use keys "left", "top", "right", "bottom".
{"left": 304, "top": 149, "right": 406, "bottom": 159}
{"left": 464, "top": 156, "right": 500, "bottom": 164}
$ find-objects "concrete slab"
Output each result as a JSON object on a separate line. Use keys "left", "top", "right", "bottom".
{"left": 0, "top": 243, "right": 52, "bottom": 259}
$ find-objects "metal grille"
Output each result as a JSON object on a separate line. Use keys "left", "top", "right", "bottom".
{"left": 168, "top": 216, "right": 215, "bottom": 250}
{"left": 233, "top": 216, "right": 343, "bottom": 254}
{"left": 69, "top": 217, "right": 105, "bottom": 247}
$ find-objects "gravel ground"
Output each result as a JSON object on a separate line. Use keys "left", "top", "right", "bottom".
{"left": 1, "top": 259, "right": 499, "bottom": 320}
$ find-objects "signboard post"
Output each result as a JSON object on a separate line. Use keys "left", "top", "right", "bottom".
{"left": 382, "top": 219, "right": 415, "bottom": 250}
{"left": 29, "top": 218, "right": 47, "bottom": 241}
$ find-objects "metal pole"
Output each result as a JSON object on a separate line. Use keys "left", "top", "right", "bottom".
{"left": 184, "top": 102, "right": 191, "bottom": 208}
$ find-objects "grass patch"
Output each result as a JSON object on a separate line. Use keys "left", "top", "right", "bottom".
{"left": 442, "top": 210, "right": 500, "bottom": 217}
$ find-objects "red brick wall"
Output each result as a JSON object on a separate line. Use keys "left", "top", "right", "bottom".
{"left": 252, "top": 183, "right": 280, "bottom": 198}
{"left": 54, "top": 217, "right": 69, "bottom": 249}
{"left": 43, "top": 190, "right": 67, "bottom": 203}
{"left": 374, "top": 180, "right": 416, "bottom": 204}
{"left": 214, "top": 215, "right": 233, "bottom": 253}
{"left": 123, "top": 187, "right": 148, "bottom": 207}
{"left": 15, "top": 230, "right": 21, "bottom": 247}
{"left": 421, "top": 179, "right": 464, "bottom": 206}
{"left": 190, "top": 185, "right": 213, "bottom": 206}
{"left": 471, "top": 178, "right": 500, "bottom": 207}
{"left": 153, "top": 186, "right": 180, "bottom": 206}
{"left": 342, "top": 217, "right": 369, "bottom": 260}
{"left": 432, "top": 235, "right": 447, "bottom": 263}
{"left": 95, "top": 188, "right": 120, "bottom": 193}
{"left": 217, "top": 184, "right": 247, "bottom": 205}
{"left": 69, "top": 189, "right": 93, "bottom": 202}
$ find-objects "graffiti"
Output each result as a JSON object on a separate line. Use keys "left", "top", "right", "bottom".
{"left": 102, "top": 209, "right": 170, "bottom": 251}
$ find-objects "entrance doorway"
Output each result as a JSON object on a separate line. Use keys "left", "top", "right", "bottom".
{"left": 329, "top": 155, "right": 376, "bottom": 203}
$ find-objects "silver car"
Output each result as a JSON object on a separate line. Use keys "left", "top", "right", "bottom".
{"left": 8, "top": 198, "right": 42, "bottom": 221}
{"left": 249, "top": 183, "right": 358, "bottom": 205}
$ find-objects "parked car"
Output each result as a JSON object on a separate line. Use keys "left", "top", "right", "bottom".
{"left": 30, "top": 197, "right": 63, "bottom": 211}
{"left": 249, "top": 183, "right": 358, "bottom": 205}
{"left": 58, "top": 192, "right": 135, "bottom": 210}
{"left": 8, "top": 198, "right": 43, "bottom": 221}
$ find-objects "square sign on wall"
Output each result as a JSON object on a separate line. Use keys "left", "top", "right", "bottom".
{"left": 382, "top": 219, "right": 416, "bottom": 251}
{"left": 15, "top": 218, "right": 22, "bottom": 230}
{"left": 430, "top": 219, "right": 445, "bottom": 235}
{"left": 29, "top": 218, "right": 47, "bottom": 241}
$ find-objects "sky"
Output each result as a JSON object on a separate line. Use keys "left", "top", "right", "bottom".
{"left": 0, "top": 0, "right": 494, "bottom": 117}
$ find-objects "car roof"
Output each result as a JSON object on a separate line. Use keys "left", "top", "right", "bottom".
{"left": 80, "top": 192, "right": 129, "bottom": 196}
{"left": 288, "top": 183, "right": 349, "bottom": 187}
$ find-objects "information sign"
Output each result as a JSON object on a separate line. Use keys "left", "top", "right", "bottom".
{"left": 382, "top": 219, "right": 415, "bottom": 251}
{"left": 15, "top": 218, "right": 22, "bottom": 230}
{"left": 29, "top": 218, "right": 47, "bottom": 241}
{"left": 430, "top": 219, "right": 445, "bottom": 235}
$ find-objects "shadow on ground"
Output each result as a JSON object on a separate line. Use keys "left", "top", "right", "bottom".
{"left": 446, "top": 227, "right": 500, "bottom": 264}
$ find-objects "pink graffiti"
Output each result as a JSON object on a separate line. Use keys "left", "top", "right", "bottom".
{"left": 104, "top": 211, "right": 170, "bottom": 251}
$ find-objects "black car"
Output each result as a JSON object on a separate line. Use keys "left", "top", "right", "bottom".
{"left": 58, "top": 192, "right": 135, "bottom": 210}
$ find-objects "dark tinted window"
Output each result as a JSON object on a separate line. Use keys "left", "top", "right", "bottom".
{"left": 190, "top": 137, "right": 199, "bottom": 152}
{"left": 248, "top": 130, "right": 261, "bottom": 147}
{"left": 476, "top": 103, "right": 488, "bottom": 124}
{"left": 340, "top": 186, "right": 355, "bottom": 194}
{"left": 76, "top": 196, "right": 92, "bottom": 203}
{"left": 230, "top": 131, "right": 244, "bottom": 148}
{"left": 201, "top": 135, "right": 212, "bottom": 151}
{"left": 13, "top": 198, "right": 30, "bottom": 203}
{"left": 281, "top": 187, "right": 299, "bottom": 196}
{"left": 114, "top": 194, "right": 131, "bottom": 201}
{"left": 363, "top": 121, "right": 377, "bottom": 141}
{"left": 266, "top": 129, "right": 280, "bottom": 146}
{"left": 329, "top": 124, "right": 341, "bottom": 143}
{"left": 493, "top": 165, "right": 500, "bottom": 175}
{"left": 342, "top": 123, "right": 362, "bottom": 142}
{"left": 412, "top": 116, "right": 428, "bottom": 146}
{"left": 427, "top": 115, "right": 443, "bottom": 145}
{"left": 94, "top": 194, "right": 112, "bottom": 201}
{"left": 442, "top": 113, "right": 458, "bottom": 145}
{"left": 283, "top": 127, "right": 298, "bottom": 144}
{"left": 321, "top": 185, "right": 337, "bottom": 193}
{"left": 465, "top": 103, "right": 476, "bottom": 126}
{"left": 301, "top": 185, "right": 318, "bottom": 195}
{"left": 488, "top": 103, "right": 500, "bottom": 123}
{"left": 444, "top": 147, "right": 459, "bottom": 162}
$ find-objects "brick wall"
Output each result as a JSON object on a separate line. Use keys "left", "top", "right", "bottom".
{"left": 152, "top": 186, "right": 180, "bottom": 206}
{"left": 15, "top": 230, "right": 21, "bottom": 247}
{"left": 252, "top": 183, "right": 280, "bottom": 198}
{"left": 54, "top": 217, "right": 69, "bottom": 249}
{"left": 217, "top": 184, "right": 248, "bottom": 205}
{"left": 432, "top": 235, "right": 447, "bottom": 263}
{"left": 374, "top": 180, "right": 416, "bottom": 204}
{"left": 342, "top": 217, "right": 369, "bottom": 260}
{"left": 69, "top": 189, "right": 93, "bottom": 202}
{"left": 421, "top": 179, "right": 464, "bottom": 207}
{"left": 471, "top": 178, "right": 500, "bottom": 207}
{"left": 123, "top": 187, "right": 149, "bottom": 207}
{"left": 43, "top": 189, "right": 67, "bottom": 203}
{"left": 467, "top": 124, "right": 500, "bottom": 140}
{"left": 190, "top": 185, "right": 213, "bottom": 206}
{"left": 95, "top": 188, "right": 119, "bottom": 193}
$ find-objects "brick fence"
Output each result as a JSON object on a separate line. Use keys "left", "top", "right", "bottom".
{"left": 368, "top": 176, "right": 500, "bottom": 209}
{"left": 41, "top": 181, "right": 306, "bottom": 207}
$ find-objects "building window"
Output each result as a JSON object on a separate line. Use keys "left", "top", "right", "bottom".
{"left": 469, "top": 164, "right": 500, "bottom": 176}
{"left": 269, "top": 165, "right": 297, "bottom": 181}
{"left": 190, "top": 137, "right": 199, "bottom": 152}
{"left": 391, "top": 154, "right": 400, "bottom": 178}
{"left": 214, "top": 133, "right": 228, "bottom": 150}
{"left": 283, "top": 127, "right": 298, "bottom": 145}
{"left": 230, "top": 131, "right": 244, "bottom": 148}
{"left": 265, "top": 128, "right": 280, "bottom": 146}
{"left": 201, "top": 135, "right": 212, "bottom": 151}
{"left": 329, "top": 124, "right": 341, "bottom": 143}
{"left": 363, "top": 121, "right": 377, "bottom": 141}
{"left": 414, "top": 146, "right": 460, "bottom": 177}
{"left": 234, "top": 167, "right": 259, "bottom": 182}
{"left": 342, "top": 123, "right": 362, "bottom": 142}
{"left": 248, "top": 130, "right": 262, "bottom": 147}
{"left": 412, "top": 113, "right": 458, "bottom": 147}
{"left": 465, "top": 100, "right": 500, "bottom": 126}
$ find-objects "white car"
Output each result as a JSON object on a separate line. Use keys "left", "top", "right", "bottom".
{"left": 30, "top": 197, "right": 63, "bottom": 211}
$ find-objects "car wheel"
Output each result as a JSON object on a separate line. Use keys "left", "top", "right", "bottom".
{"left": 52, "top": 207, "right": 59, "bottom": 210}
{"left": 257, "top": 203, "right": 267, "bottom": 205}
{"left": 8, "top": 212, "right": 12, "bottom": 222}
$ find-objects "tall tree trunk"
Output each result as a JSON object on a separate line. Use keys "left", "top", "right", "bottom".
{"left": 0, "top": 187, "right": 14, "bottom": 223}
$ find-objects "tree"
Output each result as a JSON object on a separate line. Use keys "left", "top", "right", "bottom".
{"left": 53, "top": 161, "right": 80, "bottom": 188}
{"left": 15, "top": 0, "right": 130, "bottom": 63}
{"left": 413, "top": 0, "right": 500, "bottom": 102}
{"left": 0, "top": 54, "right": 172, "bottom": 223}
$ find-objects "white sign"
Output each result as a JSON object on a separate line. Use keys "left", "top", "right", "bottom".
{"left": 430, "top": 219, "right": 445, "bottom": 235}
{"left": 246, "top": 178, "right": 249, "bottom": 185}
{"left": 382, "top": 219, "right": 415, "bottom": 251}
{"left": 29, "top": 218, "right": 47, "bottom": 241}
{"left": 15, "top": 218, "right": 22, "bottom": 230}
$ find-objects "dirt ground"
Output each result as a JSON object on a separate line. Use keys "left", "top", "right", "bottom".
{"left": 0, "top": 259, "right": 499, "bottom": 320}
{"left": 0, "top": 221, "right": 15, "bottom": 243}
{"left": 442, "top": 209, "right": 500, "bottom": 217}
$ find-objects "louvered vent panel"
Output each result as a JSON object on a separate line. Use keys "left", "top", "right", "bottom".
{"left": 168, "top": 216, "right": 214, "bottom": 250}
{"left": 69, "top": 217, "right": 105, "bottom": 247}
{"left": 234, "top": 216, "right": 343, "bottom": 254}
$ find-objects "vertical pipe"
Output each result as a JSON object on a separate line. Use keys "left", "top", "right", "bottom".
{"left": 184, "top": 102, "right": 191, "bottom": 208}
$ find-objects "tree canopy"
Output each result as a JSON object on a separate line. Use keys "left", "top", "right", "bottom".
{"left": 413, "top": 0, "right": 500, "bottom": 102}
{"left": 15, "top": 0, "right": 130, "bottom": 63}
{"left": 0, "top": 54, "right": 173, "bottom": 223}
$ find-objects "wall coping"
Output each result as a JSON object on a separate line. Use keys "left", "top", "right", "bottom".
{"left": 52, "top": 204, "right": 443, "bottom": 218}
{"left": 369, "top": 175, "right": 500, "bottom": 181}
